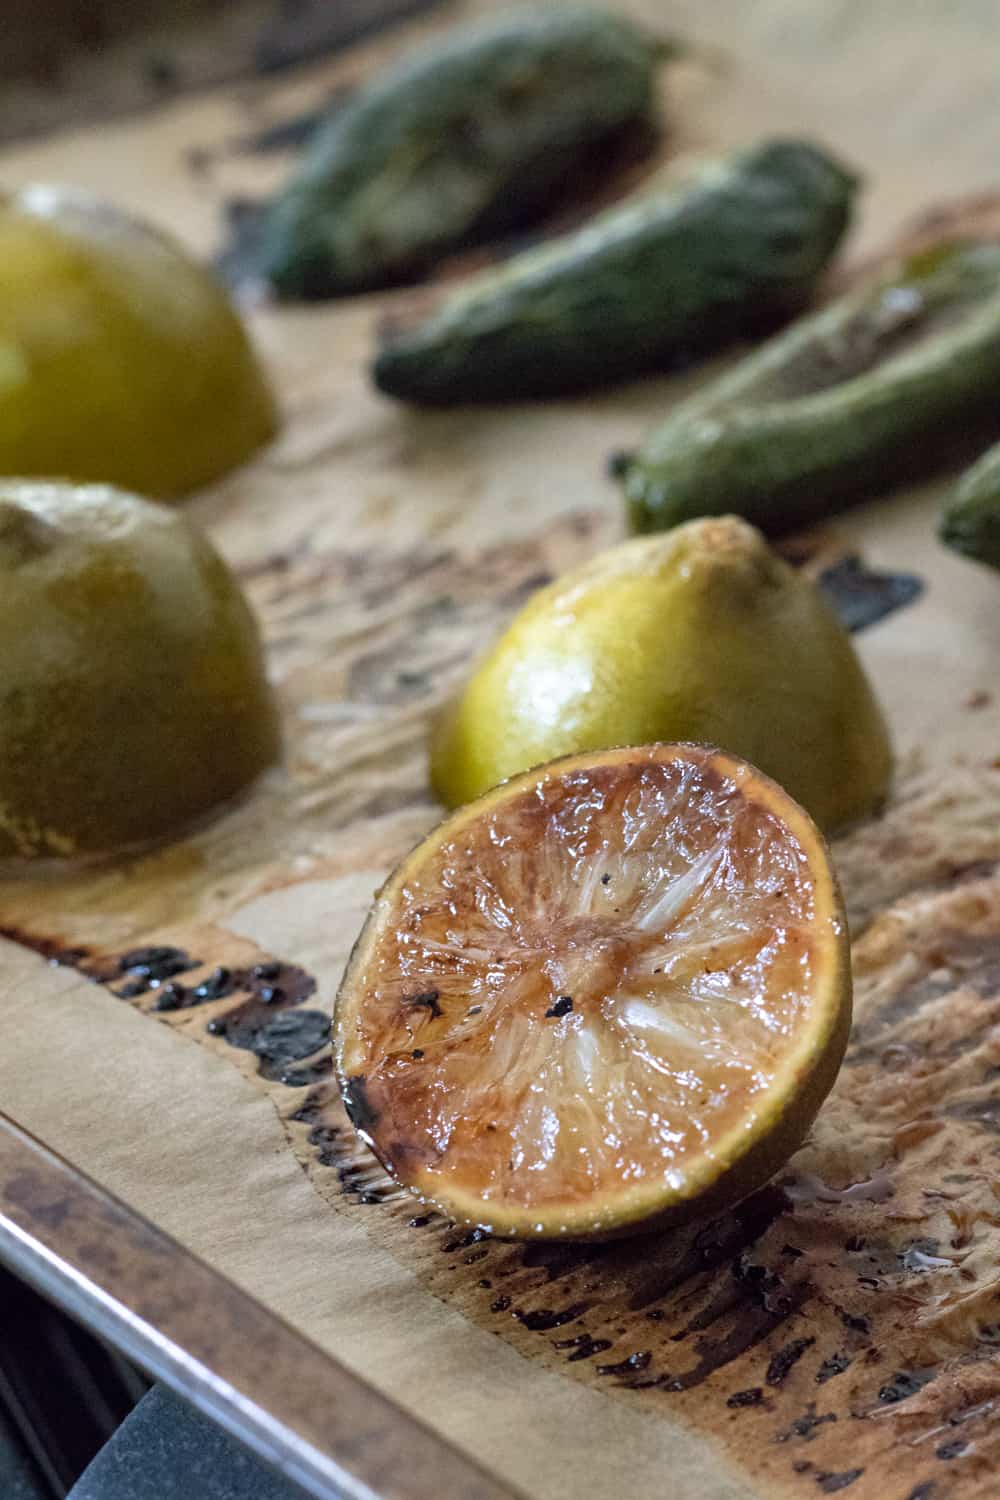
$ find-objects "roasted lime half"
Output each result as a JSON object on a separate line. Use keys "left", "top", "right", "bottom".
{"left": 0, "top": 185, "right": 277, "bottom": 497}
{"left": 431, "top": 517, "right": 892, "bottom": 834}
{"left": 0, "top": 480, "right": 280, "bottom": 863}
{"left": 336, "top": 743, "right": 851, "bottom": 1239}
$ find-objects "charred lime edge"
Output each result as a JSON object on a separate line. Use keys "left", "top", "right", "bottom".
{"left": 334, "top": 741, "right": 852, "bottom": 1241}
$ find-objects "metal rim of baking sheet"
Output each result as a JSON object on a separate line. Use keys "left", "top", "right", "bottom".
{"left": 0, "top": 1110, "right": 522, "bottom": 1500}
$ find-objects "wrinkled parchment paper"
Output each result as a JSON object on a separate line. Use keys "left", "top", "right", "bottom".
{"left": 2, "top": 5, "right": 1000, "bottom": 1497}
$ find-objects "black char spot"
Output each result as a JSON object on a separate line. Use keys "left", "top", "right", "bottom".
{"left": 766, "top": 1336, "right": 815, "bottom": 1387}
{"left": 405, "top": 990, "right": 442, "bottom": 1018}
{"left": 878, "top": 1370, "right": 936, "bottom": 1405}
{"left": 219, "top": 1007, "right": 330, "bottom": 1080}
{"left": 777, "top": 1403, "right": 836, "bottom": 1442}
{"left": 816, "top": 1353, "right": 852, "bottom": 1385}
{"left": 514, "top": 1304, "right": 588, "bottom": 1332}
{"left": 727, "top": 1388, "right": 765, "bottom": 1409}
{"left": 596, "top": 1350, "right": 651, "bottom": 1377}
{"left": 816, "top": 1472, "right": 864, "bottom": 1494}
{"left": 342, "top": 1075, "right": 379, "bottom": 1136}
{"left": 817, "top": 554, "right": 923, "bottom": 633}
{"left": 545, "top": 996, "right": 574, "bottom": 1018}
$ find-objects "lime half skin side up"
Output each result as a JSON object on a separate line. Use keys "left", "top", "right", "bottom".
{"left": 0, "top": 186, "right": 278, "bottom": 498}
{"left": 430, "top": 517, "right": 892, "bottom": 835}
{"left": 0, "top": 480, "right": 281, "bottom": 866}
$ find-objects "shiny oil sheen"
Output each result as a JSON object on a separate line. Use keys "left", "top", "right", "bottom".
{"left": 431, "top": 517, "right": 892, "bottom": 833}
{"left": 336, "top": 743, "right": 850, "bottom": 1238}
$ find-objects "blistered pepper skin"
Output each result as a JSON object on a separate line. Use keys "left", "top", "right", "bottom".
{"left": 373, "top": 140, "right": 857, "bottom": 402}
{"left": 940, "top": 442, "right": 1000, "bottom": 570}
{"left": 254, "top": 7, "right": 667, "bottom": 299}
{"left": 623, "top": 243, "right": 1000, "bottom": 537}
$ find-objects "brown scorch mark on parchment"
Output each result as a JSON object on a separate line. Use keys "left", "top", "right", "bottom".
{"left": 208, "top": 867, "right": 1000, "bottom": 1498}
{"left": 1, "top": 519, "right": 1000, "bottom": 1498}
{"left": 8, "top": 860, "right": 1000, "bottom": 1497}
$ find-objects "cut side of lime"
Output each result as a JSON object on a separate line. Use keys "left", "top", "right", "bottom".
{"left": 335, "top": 743, "right": 851, "bottom": 1239}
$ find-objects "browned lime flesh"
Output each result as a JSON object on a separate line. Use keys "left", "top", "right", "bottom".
{"left": 336, "top": 743, "right": 850, "bottom": 1238}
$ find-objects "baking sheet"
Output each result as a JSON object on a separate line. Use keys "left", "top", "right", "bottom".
{"left": 2, "top": 4, "right": 1000, "bottom": 1497}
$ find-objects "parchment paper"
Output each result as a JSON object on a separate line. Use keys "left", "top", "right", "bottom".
{"left": 2, "top": 5, "right": 1000, "bottom": 1499}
